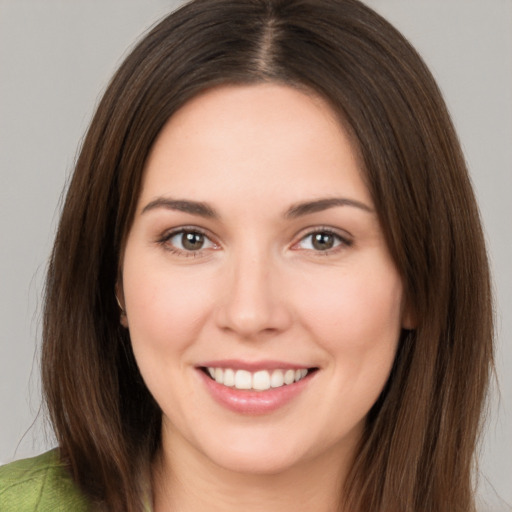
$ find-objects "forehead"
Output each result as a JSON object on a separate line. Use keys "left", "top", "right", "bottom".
{"left": 138, "top": 83, "right": 371, "bottom": 211}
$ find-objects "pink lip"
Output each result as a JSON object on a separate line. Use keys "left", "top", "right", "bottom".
{"left": 197, "top": 365, "right": 317, "bottom": 415}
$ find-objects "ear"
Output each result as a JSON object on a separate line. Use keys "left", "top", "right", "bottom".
{"left": 115, "top": 281, "right": 129, "bottom": 328}
{"left": 401, "top": 296, "right": 417, "bottom": 330}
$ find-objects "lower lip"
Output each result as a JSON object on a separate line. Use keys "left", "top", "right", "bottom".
{"left": 198, "top": 369, "right": 315, "bottom": 415}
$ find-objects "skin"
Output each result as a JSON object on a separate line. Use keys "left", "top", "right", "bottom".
{"left": 120, "top": 84, "right": 412, "bottom": 511}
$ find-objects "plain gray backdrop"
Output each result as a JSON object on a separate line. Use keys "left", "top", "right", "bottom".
{"left": 1, "top": 1, "right": 511, "bottom": 510}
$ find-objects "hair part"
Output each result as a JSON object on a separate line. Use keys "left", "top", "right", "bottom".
{"left": 42, "top": 1, "right": 493, "bottom": 511}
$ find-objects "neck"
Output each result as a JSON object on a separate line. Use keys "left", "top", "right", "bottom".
{"left": 152, "top": 431, "right": 353, "bottom": 512}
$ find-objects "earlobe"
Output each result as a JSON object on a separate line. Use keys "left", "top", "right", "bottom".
{"left": 401, "top": 297, "right": 417, "bottom": 330}
{"left": 115, "top": 283, "right": 129, "bottom": 328}
{"left": 120, "top": 311, "right": 129, "bottom": 328}
{"left": 402, "top": 294, "right": 418, "bottom": 331}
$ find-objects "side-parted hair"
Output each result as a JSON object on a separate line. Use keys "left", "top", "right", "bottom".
{"left": 42, "top": 1, "right": 493, "bottom": 511}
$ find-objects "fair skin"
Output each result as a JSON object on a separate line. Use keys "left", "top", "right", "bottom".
{"left": 120, "top": 84, "right": 412, "bottom": 512}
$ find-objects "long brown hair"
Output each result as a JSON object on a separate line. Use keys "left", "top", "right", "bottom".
{"left": 42, "top": 1, "right": 493, "bottom": 510}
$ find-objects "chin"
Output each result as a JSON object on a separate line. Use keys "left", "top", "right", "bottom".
{"left": 192, "top": 424, "right": 353, "bottom": 477}
{"left": 208, "top": 447, "right": 308, "bottom": 476}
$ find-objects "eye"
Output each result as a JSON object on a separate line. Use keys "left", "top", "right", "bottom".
{"left": 294, "top": 229, "right": 351, "bottom": 252}
{"left": 162, "top": 229, "right": 217, "bottom": 254}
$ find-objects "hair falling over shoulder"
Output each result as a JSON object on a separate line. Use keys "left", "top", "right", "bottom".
{"left": 41, "top": 1, "right": 493, "bottom": 511}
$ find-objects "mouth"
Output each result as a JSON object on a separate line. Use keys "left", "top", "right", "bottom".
{"left": 200, "top": 366, "right": 318, "bottom": 392}
{"left": 197, "top": 362, "right": 319, "bottom": 415}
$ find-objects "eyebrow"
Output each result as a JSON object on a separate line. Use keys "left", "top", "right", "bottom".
{"left": 141, "top": 196, "right": 374, "bottom": 219}
{"left": 284, "top": 197, "right": 374, "bottom": 218}
{"left": 141, "top": 198, "right": 218, "bottom": 218}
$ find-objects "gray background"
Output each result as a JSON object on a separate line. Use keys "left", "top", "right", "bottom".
{"left": 0, "top": 1, "right": 510, "bottom": 509}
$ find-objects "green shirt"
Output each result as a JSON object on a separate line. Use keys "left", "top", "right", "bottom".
{"left": 0, "top": 450, "right": 153, "bottom": 511}
{"left": 0, "top": 450, "right": 92, "bottom": 511}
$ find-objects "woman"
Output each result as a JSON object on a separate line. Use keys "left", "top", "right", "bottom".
{"left": 0, "top": 0, "right": 493, "bottom": 511}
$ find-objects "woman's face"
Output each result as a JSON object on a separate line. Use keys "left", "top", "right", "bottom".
{"left": 121, "top": 84, "right": 410, "bottom": 476}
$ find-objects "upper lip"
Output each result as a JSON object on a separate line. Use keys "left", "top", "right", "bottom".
{"left": 197, "top": 359, "right": 315, "bottom": 371}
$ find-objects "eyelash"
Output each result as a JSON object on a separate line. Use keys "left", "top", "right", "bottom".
{"left": 157, "top": 226, "right": 353, "bottom": 257}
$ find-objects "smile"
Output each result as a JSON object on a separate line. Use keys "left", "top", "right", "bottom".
{"left": 205, "top": 367, "right": 310, "bottom": 391}
{"left": 199, "top": 363, "right": 318, "bottom": 414}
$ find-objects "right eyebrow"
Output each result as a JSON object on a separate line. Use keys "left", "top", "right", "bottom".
{"left": 141, "top": 197, "right": 219, "bottom": 219}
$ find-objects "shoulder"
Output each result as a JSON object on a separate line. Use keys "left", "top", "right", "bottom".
{"left": 0, "top": 450, "right": 91, "bottom": 511}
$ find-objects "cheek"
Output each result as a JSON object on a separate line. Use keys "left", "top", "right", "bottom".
{"left": 121, "top": 261, "right": 219, "bottom": 413}
{"left": 294, "top": 260, "right": 404, "bottom": 356}
{"left": 292, "top": 262, "right": 403, "bottom": 434}
{"left": 122, "top": 258, "right": 215, "bottom": 356}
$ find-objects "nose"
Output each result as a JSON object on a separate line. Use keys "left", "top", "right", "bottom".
{"left": 215, "top": 245, "right": 292, "bottom": 339}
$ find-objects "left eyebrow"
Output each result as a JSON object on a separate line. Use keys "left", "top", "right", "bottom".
{"left": 284, "top": 197, "right": 374, "bottom": 218}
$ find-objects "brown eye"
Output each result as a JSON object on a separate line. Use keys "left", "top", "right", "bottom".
{"left": 295, "top": 230, "right": 350, "bottom": 252}
{"left": 166, "top": 230, "right": 216, "bottom": 252}
{"left": 312, "top": 232, "right": 335, "bottom": 250}
{"left": 182, "top": 231, "right": 205, "bottom": 250}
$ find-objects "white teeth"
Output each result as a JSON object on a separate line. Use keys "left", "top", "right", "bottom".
{"left": 223, "top": 368, "right": 235, "bottom": 387}
{"left": 284, "top": 369, "right": 295, "bottom": 385}
{"left": 252, "top": 370, "right": 271, "bottom": 391}
{"left": 235, "top": 370, "right": 252, "bottom": 390}
{"left": 270, "top": 369, "right": 284, "bottom": 388}
{"left": 205, "top": 367, "right": 310, "bottom": 391}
